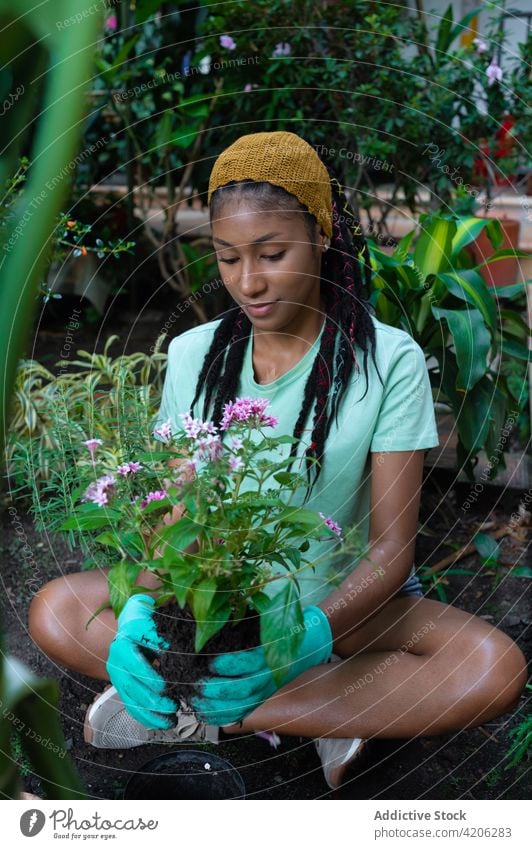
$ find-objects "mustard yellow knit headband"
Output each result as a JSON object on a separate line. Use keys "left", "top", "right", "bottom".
{"left": 207, "top": 131, "right": 333, "bottom": 239}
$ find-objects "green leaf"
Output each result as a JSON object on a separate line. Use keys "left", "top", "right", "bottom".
{"left": 448, "top": 6, "right": 484, "bottom": 47}
{"left": 260, "top": 582, "right": 304, "bottom": 686}
{"left": 437, "top": 270, "right": 497, "bottom": 330}
{"left": 502, "top": 339, "right": 531, "bottom": 361}
{"left": 194, "top": 596, "right": 232, "bottom": 651}
{"left": 156, "top": 516, "right": 200, "bottom": 551}
{"left": 414, "top": 217, "right": 456, "bottom": 278}
{"left": 108, "top": 561, "right": 136, "bottom": 616}
{"left": 60, "top": 508, "right": 121, "bottom": 531}
{"left": 489, "top": 281, "right": 527, "bottom": 299}
{"left": 431, "top": 306, "right": 490, "bottom": 390}
{"left": 393, "top": 229, "right": 415, "bottom": 261}
{"left": 275, "top": 507, "right": 323, "bottom": 531}
{"left": 435, "top": 4, "right": 453, "bottom": 55}
{"left": 94, "top": 530, "right": 122, "bottom": 550}
{"left": 473, "top": 532, "right": 500, "bottom": 565}
{"left": 191, "top": 578, "right": 218, "bottom": 651}
{"left": 452, "top": 216, "right": 492, "bottom": 255}
{"left": 273, "top": 471, "right": 305, "bottom": 486}
{"left": 511, "top": 565, "right": 532, "bottom": 578}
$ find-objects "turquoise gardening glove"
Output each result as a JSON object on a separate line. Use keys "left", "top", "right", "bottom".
{"left": 106, "top": 594, "right": 177, "bottom": 729}
{"left": 191, "top": 605, "right": 333, "bottom": 726}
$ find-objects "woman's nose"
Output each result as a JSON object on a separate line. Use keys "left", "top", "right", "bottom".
{"left": 238, "top": 259, "right": 268, "bottom": 297}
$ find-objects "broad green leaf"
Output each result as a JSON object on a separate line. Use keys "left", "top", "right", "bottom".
{"left": 437, "top": 270, "right": 497, "bottom": 330}
{"left": 393, "top": 229, "right": 415, "bottom": 261}
{"left": 452, "top": 216, "right": 492, "bottom": 255}
{"left": 60, "top": 509, "right": 121, "bottom": 531}
{"left": 395, "top": 263, "right": 425, "bottom": 291}
{"left": 194, "top": 603, "right": 231, "bottom": 652}
{"left": 489, "top": 281, "right": 527, "bottom": 299}
{"left": 260, "top": 582, "right": 304, "bottom": 686}
{"left": 94, "top": 530, "right": 122, "bottom": 550}
{"left": 478, "top": 248, "right": 531, "bottom": 265}
{"left": 157, "top": 515, "right": 200, "bottom": 551}
{"left": 435, "top": 4, "right": 453, "bottom": 55}
{"left": 275, "top": 507, "right": 324, "bottom": 532}
{"left": 108, "top": 561, "right": 135, "bottom": 616}
{"left": 431, "top": 306, "right": 490, "bottom": 390}
{"left": 448, "top": 6, "right": 484, "bottom": 47}
{"left": 512, "top": 565, "right": 532, "bottom": 578}
{"left": 473, "top": 532, "right": 500, "bottom": 564}
{"left": 141, "top": 496, "right": 172, "bottom": 514}
{"left": 191, "top": 578, "right": 218, "bottom": 650}
{"left": 501, "top": 339, "right": 531, "bottom": 362}
{"left": 414, "top": 217, "right": 456, "bottom": 278}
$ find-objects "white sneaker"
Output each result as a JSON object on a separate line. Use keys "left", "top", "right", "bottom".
{"left": 83, "top": 686, "right": 219, "bottom": 749}
{"left": 314, "top": 736, "right": 367, "bottom": 790}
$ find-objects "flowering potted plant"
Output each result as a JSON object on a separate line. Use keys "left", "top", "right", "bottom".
{"left": 61, "top": 397, "right": 363, "bottom": 703}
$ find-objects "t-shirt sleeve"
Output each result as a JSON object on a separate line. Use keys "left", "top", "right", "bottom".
{"left": 370, "top": 334, "right": 439, "bottom": 452}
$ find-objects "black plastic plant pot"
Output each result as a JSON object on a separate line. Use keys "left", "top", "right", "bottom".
{"left": 123, "top": 749, "right": 246, "bottom": 800}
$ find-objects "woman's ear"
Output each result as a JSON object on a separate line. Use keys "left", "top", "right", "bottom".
{"left": 317, "top": 224, "right": 330, "bottom": 252}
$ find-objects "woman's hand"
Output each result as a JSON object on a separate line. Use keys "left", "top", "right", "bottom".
{"left": 191, "top": 605, "right": 333, "bottom": 726}
{"left": 106, "top": 594, "right": 177, "bottom": 728}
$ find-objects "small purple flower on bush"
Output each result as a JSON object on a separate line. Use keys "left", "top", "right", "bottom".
{"left": 319, "top": 512, "right": 342, "bottom": 538}
{"left": 83, "top": 438, "right": 102, "bottom": 459}
{"left": 220, "top": 34, "right": 236, "bottom": 50}
{"left": 272, "top": 42, "right": 291, "bottom": 57}
{"left": 117, "top": 461, "right": 143, "bottom": 476}
{"left": 82, "top": 473, "right": 116, "bottom": 506}
{"left": 486, "top": 57, "right": 503, "bottom": 85}
{"left": 153, "top": 419, "right": 172, "bottom": 442}
{"left": 141, "top": 490, "right": 168, "bottom": 509}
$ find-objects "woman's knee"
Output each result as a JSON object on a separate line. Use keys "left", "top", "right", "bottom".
{"left": 458, "top": 626, "right": 528, "bottom": 720}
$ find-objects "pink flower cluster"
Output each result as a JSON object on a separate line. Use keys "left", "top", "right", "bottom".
{"left": 140, "top": 490, "right": 168, "bottom": 509}
{"left": 194, "top": 434, "right": 224, "bottom": 463}
{"left": 117, "top": 461, "right": 142, "bottom": 476}
{"left": 179, "top": 412, "right": 218, "bottom": 439}
{"left": 319, "top": 512, "right": 342, "bottom": 538}
{"left": 153, "top": 420, "right": 172, "bottom": 443}
{"left": 83, "top": 438, "right": 102, "bottom": 459}
{"left": 221, "top": 397, "right": 278, "bottom": 431}
{"left": 83, "top": 474, "right": 116, "bottom": 507}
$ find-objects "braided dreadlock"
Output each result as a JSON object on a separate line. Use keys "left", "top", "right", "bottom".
{"left": 188, "top": 175, "right": 383, "bottom": 498}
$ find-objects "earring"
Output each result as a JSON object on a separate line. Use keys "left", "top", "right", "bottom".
{"left": 323, "top": 241, "right": 330, "bottom": 252}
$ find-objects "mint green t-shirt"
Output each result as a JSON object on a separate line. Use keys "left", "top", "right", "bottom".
{"left": 153, "top": 314, "right": 439, "bottom": 608}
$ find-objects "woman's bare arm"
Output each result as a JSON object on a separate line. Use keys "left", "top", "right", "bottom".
{"left": 316, "top": 449, "right": 425, "bottom": 651}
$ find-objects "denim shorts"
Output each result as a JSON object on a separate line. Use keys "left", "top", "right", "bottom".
{"left": 396, "top": 569, "right": 424, "bottom": 599}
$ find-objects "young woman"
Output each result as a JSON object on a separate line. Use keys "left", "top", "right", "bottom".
{"left": 29, "top": 131, "right": 527, "bottom": 791}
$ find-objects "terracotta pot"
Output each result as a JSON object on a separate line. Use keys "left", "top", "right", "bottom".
{"left": 467, "top": 217, "right": 520, "bottom": 288}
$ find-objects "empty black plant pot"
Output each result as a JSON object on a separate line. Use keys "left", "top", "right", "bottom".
{"left": 123, "top": 749, "right": 246, "bottom": 800}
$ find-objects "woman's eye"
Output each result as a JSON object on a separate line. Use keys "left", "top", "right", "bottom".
{"left": 219, "top": 251, "right": 285, "bottom": 264}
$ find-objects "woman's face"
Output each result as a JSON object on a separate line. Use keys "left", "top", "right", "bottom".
{"left": 211, "top": 199, "right": 325, "bottom": 334}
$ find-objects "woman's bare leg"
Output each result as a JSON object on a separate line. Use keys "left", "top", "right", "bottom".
{"left": 225, "top": 596, "right": 527, "bottom": 739}
{"left": 27, "top": 568, "right": 162, "bottom": 679}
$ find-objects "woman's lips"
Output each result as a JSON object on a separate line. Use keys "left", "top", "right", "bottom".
{"left": 244, "top": 301, "right": 277, "bottom": 317}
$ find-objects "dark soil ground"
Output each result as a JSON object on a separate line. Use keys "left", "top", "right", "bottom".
{"left": 1, "top": 471, "right": 530, "bottom": 801}
{"left": 1, "top": 295, "right": 530, "bottom": 799}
